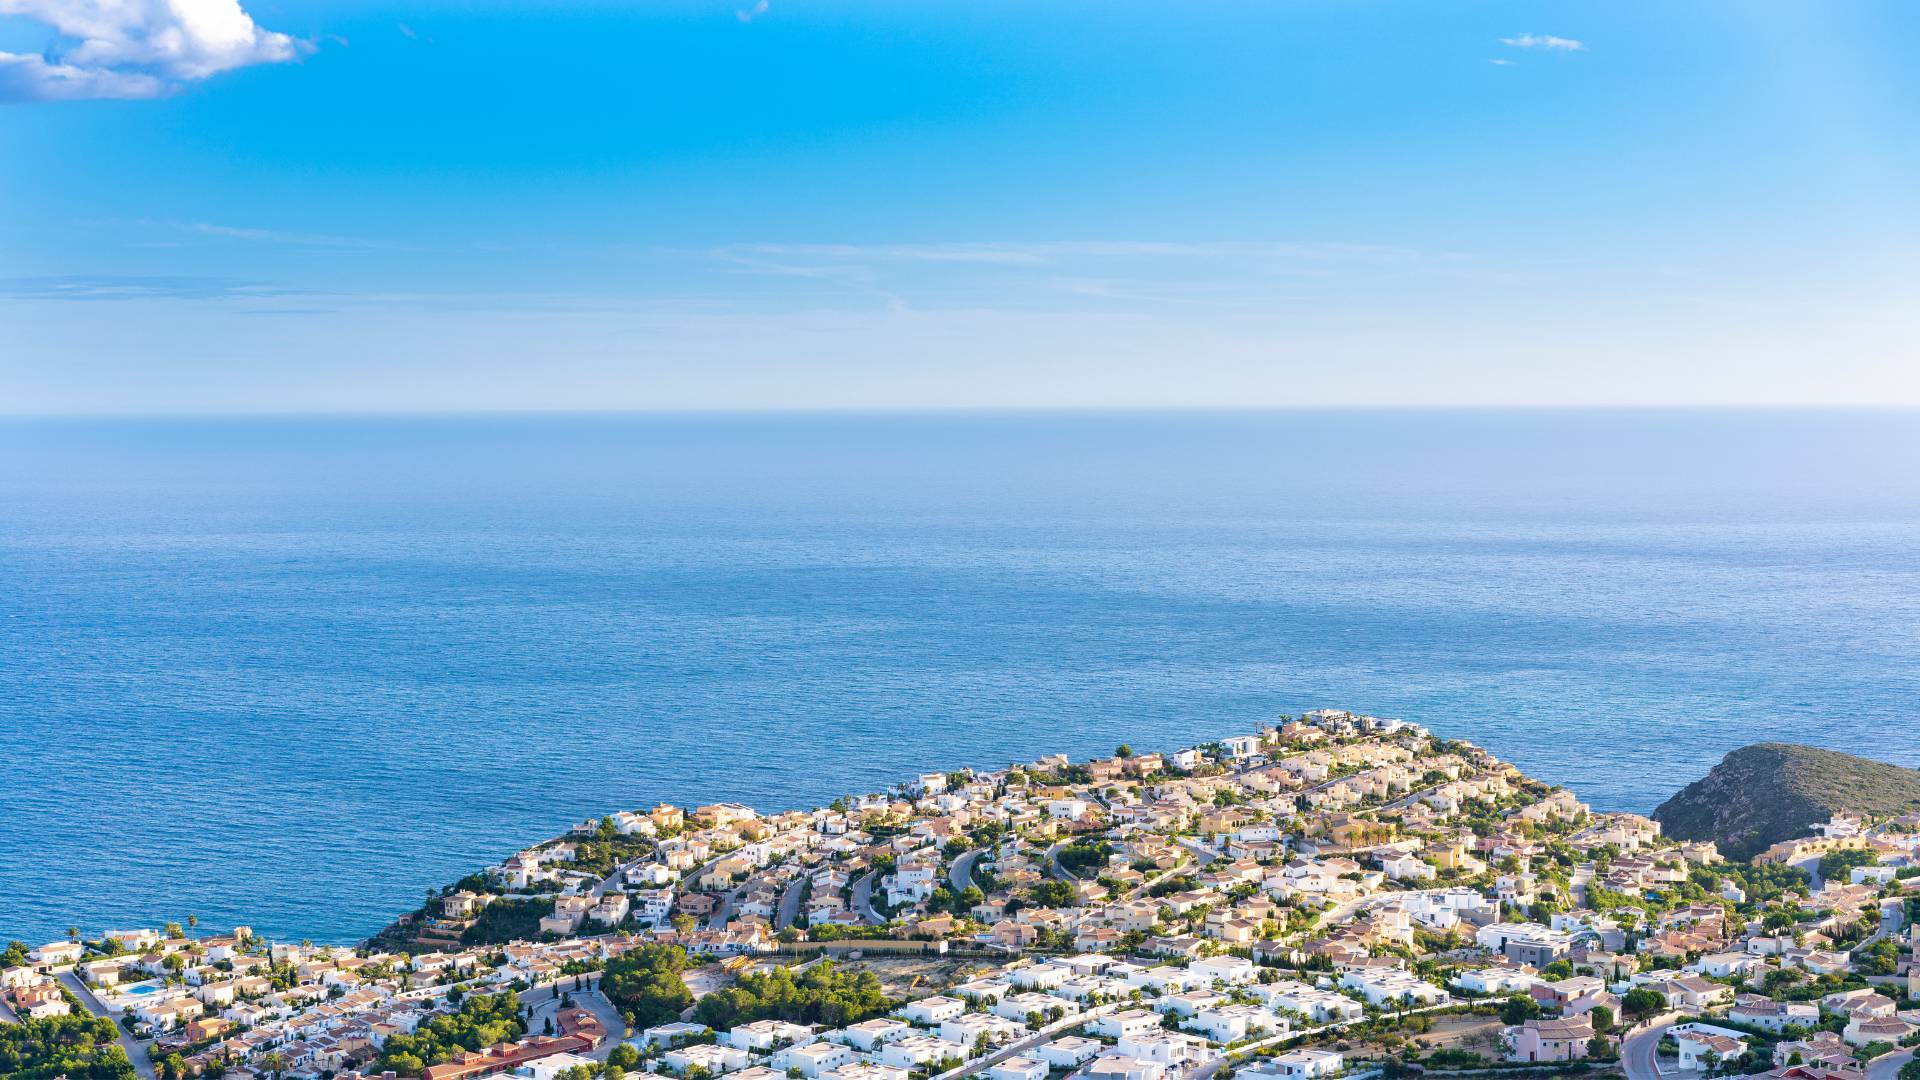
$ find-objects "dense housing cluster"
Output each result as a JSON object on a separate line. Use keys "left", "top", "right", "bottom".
{"left": 7, "top": 711, "right": 1920, "bottom": 1080}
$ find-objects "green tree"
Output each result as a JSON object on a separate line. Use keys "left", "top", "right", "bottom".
{"left": 372, "top": 992, "right": 524, "bottom": 1076}
{"left": 690, "top": 961, "right": 894, "bottom": 1030}
{"left": 461, "top": 898, "right": 556, "bottom": 945}
{"left": 1501, "top": 995, "right": 1540, "bottom": 1025}
{"left": 600, "top": 946, "right": 694, "bottom": 1029}
{"left": 1028, "top": 880, "right": 1075, "bottom": 908}
{"left": 1622, "top": 988, "right": 1666, "bottom": 1020}
{"left": 0, "top": 1013, "right": 137, "bottom": 1080}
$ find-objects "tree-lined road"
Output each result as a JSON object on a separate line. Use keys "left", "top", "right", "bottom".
{"left": 57, "top": 970, "right": 157, "bottom": 1080}
{"left": 1866, "top": 1049, "right": 1913, "bottom": 1080}
{"left": 851, "top": 870, "right": 884, "bottom": 924}
{"left": 776, "top": 878, "right": 806, "bottom": 930}
{"left": 949, "top": 848, "right": 985, "bottom": 893}
{"left": 1622, "top": 1014, "right": 1684, "bottom": 1080}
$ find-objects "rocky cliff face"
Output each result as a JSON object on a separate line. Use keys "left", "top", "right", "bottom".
{"left": 1653, "top": 742, "right": 1920, "bottom": 860}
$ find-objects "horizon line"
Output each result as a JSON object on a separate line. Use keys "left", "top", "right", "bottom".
{"left": 5, "top": 402, "right": 1920, "bottom": 421}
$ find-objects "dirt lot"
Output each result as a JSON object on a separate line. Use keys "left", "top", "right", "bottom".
{"left": 823, "top": 955, "right": 998, "bottom": 998}
{"left": 1336, "top": 1013, "right": 1507, "bottom": 1058}
{"left": 1410, "top": 1014, "right": 1507, "bottom": 1053}
{"left": 684, "top": 967, "right": 735, "bottom": 1002}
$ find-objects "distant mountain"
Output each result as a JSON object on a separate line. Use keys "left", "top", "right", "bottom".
{"left": 1653, "top": 743, "right": 1920, "bottom": 860}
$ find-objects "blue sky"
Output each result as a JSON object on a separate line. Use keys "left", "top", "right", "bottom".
{"left": 2, "top": 0, "right": 1917, "bottom": 412}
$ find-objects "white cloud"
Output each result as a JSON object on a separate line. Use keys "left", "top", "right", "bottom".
{"left": 1499, "top": 32, "right": 1585, "bottom": 52}
{"left": 736, "top": 1, "right": 769, "bottom": 23}
{"left": 0, "top": 0, "right": 310, "bottom": 103}
{"left": 715, "top": 240, "right": 1424, "bottom": 267}
{"left": 1487, "top": 58, "right": 1516, "bottom": 67}
{"left": 182, "top": 221, "right": 375, "bottom": 248}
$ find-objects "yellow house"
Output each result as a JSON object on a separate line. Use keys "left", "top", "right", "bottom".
{"left": 1323, "top": 814, "right": 1393, "bottom": 848}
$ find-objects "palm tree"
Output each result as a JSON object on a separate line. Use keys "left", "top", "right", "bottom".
{"left": 66, "top": 926, "right": 80, "bottom": 942}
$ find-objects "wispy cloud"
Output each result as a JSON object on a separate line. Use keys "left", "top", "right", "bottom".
{"left": 1488, "top": 58, "right": 1517, "bottom": 67}
{"left": 736, "top": 1, "right": 769, "bottom": 24}
{"left": 1499, "top": 33, "right": 1586, "bottom": 52}
{"left": 0, "top": 275, "right": 310, "bottom": 301}
{"left": 181, "top": 221, "right": 377, "bottom": 249}
{"left": 85, "top": 217, "right": 386, "bottom": 250}
{"left": 694, "top": 240, "right": 1450, "bottom": 314}
{"left": 0, "top": 0, "right": 312, "bottom": 104}
{"left": 713, "top": 240, "right": 1424, "bottom": 268}
{"left": 1048, "top": 278, "right": 1310, "bottom": 308}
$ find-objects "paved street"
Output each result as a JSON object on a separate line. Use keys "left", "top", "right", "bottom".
{"left": 521, "top": 974, "right": 625, "bottom": 1060}
{"left": 1859, "top": 899, "right": 1906, "bottom": 949}
{"left": 776, "top": 877, "right": 806, "bottom": 929}
{"left": 1176, "top": 1001, "right": 1458, "bottom": 1080}
{"left": 706, "top": 883, "right": 746, "bottom": 930}
{"left": 932, "top": 1003, "right": 1123, "bottom": 1080}
{"left": 1867, "top": 1049, "right": 1914, "bottom": 1080}
{"left": 850, "top": 870, "right": 884, "bottom": 923}
{"left": 1174, "top": 837, "right": 1222, "bottom": 867}
{"left": 58, "top": 970, "right": 158, "bottom": 1080}
{"left": 948, "top": 848, "right": 985, "bottom": 893}
{"left": 591, "top": 856, "right": 646, "bottom": 899}
{"left": 1622, "top": 1014, "right": 1684, "bottom": 1080}
{"left": 1044, "top": 841, "right": 1074, "bottom": 880}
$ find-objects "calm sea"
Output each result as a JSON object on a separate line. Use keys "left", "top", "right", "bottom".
{"left": 4, "top": 410, "right": 1919, "bottom": 945}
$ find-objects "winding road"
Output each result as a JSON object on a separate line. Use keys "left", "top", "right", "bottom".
{"left": 1044, "top": 842, "right": 1075, "bottom": 881}
{"left": 1860, "top": 898, "right": 1906, "bottom": 950}
{"left": 1867, "top": 1049, "right": 1914, "bottom": 1080}
{"left": 850, "top": 870, "right": 885, "bottom": 924}
{"left": 1174, "top": 837, "right": 1222, "bottom": 868}
{"left": 1174, "top": 1001, "right": 1460, "bottom": 1080}
{"left": 776, "top": 878, "right": 807, "bottom": 930}
{"left": 949, "top": 848, "right": 986, "bottom": 894}
{"left": 57, "top": 970, "right": 158, "bottom": 1080}
{"left": 930, "top": 1002, "right": 1124, "bottom": 1080}
{"left": 590, "top": 856, "right": 647, "bottom": 899}
{"left": 1622, "top": 1014, "right": 1684, "bottom": 1080}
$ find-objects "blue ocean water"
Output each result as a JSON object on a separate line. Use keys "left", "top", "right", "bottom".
{"left": 4, "top": 409, "right": 1919, "bottom": 946}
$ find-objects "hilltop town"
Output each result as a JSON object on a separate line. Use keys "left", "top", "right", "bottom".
{"left": 7, "top": 712, "right": 1920, "bottom": 1080}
